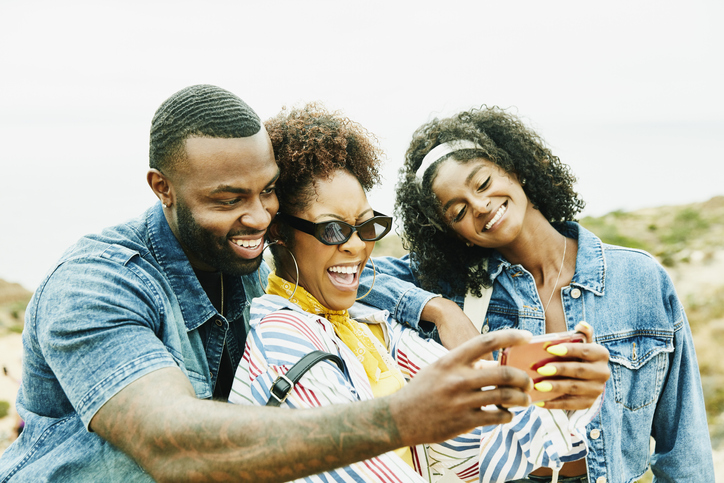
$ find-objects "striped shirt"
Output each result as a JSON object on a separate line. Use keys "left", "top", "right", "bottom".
{"left": 230, "top": 295, "right": 599, "bottom": 483}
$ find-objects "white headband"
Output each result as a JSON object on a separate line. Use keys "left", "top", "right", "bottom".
{"left": 416, "top": 140, "right": 483, "bottom": 181}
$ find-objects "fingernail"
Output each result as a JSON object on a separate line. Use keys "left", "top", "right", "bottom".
{"left": 534, "top": 381, "right": 553, "bottom": 392}
{"left": 534, "top": 401, "right": 545, "bottom": 407}
{"left": 536, "top": 364, "right": 557, "bottom": 376}
{"left": 579, "top": 321, "right": 592, "bottom": 329}
{"left": 547, "top": 344, "right": 568, "bottom": 356}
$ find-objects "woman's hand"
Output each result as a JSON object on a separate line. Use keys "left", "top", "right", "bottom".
{"left": 533, "top": 322, "right": 610, "bottom": 410}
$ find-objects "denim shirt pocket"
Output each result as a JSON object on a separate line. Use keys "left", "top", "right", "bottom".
{"left": 602, "top": 331, "right": 673, "bottom": 410}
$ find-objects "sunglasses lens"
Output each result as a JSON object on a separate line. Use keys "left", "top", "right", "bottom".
{"left": 321, "top": 222, "right": 353, "bottom": 244}
{"left": 359, "top": 218, "right": 391, "bottom": 241}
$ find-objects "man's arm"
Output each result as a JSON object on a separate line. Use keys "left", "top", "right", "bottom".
{"left": 91, "top": 330, "right": 533, "bottom": 483}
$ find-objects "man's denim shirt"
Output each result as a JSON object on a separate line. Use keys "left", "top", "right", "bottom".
{"left": 0, "top": 203, "right": 268, "bottom": 482}
{"left": 361, "top": 222, "right": 714, "bottom": 483}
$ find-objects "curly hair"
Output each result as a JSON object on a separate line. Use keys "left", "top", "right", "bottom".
{"left": 264, "top": 103, "right": 383, "bottom": 266}
{"left": 396, "top": 106, "right": 585, "bottom": 296}
{"left": 149, "top": 84, "right": 261, "bottom": 173}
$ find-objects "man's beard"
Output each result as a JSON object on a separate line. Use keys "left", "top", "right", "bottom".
{"left": 175, "top": 200, "right": 263, "bottom": 276}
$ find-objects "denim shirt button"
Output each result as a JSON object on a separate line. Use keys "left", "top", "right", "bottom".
{"left": 595, "top": 477, "right": 607, "bottom": 483}
{"left": 570, "top": 288, "right": 581, "bottom": 299}
{"left": 481, "top": 324, "right": 489, "bottom": 334}
{"left": 590, "top": 428, "right": 601, "bottom": 439}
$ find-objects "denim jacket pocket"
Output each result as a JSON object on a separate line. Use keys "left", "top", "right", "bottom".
{"left": 602, "top": 331, "right": 673, "bottom": 410}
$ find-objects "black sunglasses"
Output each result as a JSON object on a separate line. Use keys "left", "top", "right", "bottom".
{"left": 276, "top": 211, "right": 393, "bottom": 245}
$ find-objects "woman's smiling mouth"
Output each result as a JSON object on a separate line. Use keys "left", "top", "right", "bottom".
{"left": 327, "top": 263, "right": 360, "bottom": 290}
{"left": 484, "top": 202, "right": 507, "bottom": 231}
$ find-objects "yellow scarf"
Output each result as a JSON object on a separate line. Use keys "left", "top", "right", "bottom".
{"left": 267, "top": 273, "right": 413, "bottom": 468}
{"left": 266, "top": 273, "right": 406, "bottom": 396}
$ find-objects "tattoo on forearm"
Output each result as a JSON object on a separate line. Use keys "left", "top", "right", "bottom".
{"left": 94, "top": 370, "right": 402, "bottom": 482}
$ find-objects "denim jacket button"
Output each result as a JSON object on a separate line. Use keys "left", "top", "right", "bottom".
{"left": 590, "top": 428, "right": 601, "bottom": 439}
{"left": 215, "top": 319, "right": 223, "bottom": 327}
{"left": 570, "top": 288, "right": 581, "bottom": 299}
{"left": 481, "top": 324, "right": 489, "bottom": 334}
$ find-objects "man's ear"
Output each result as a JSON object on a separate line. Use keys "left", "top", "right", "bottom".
{"left": 147, "top": 169, "right": 175, "bottom": 208}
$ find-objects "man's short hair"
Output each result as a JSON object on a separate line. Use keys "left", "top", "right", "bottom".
{"left": 149, "top": 84, "right": 261, "bottom": 172}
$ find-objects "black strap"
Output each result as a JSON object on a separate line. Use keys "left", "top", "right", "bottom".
{"left": 266, "top": 351, "right": 344, "bottom": 407}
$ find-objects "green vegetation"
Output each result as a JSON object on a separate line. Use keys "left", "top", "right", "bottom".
{"left": 0, "top": 400, "right": 9, "bottom": 419}
{"left": 581, "top": 197, "right": 724, "bottom": 269}
{"left": 661, "top": 207, "right": 710, "bottom": 245}
{"left": 579, "top": 215, "right": 649, "bottom": 251}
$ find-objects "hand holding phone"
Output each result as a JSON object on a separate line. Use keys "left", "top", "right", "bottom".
{"left": 499, "top": 330, "right": 586, "bottom": 402}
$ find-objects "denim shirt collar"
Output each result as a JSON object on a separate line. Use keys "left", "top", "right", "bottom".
{"left": 146, "top": 202, "right": 243, "bottom": 331}
{"left": 488, "top": 221, "right": 606, "bottom": 297}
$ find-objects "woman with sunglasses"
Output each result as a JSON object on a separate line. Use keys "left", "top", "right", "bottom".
{"left": 229, "top": 104, "right": 603, "bottom": 482}
{"left": 357, "top": 106, "right": 713, "bottom": 482}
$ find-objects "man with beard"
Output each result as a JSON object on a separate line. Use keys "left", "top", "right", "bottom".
{"left": 0, "top": 85, "right": 534, "bottom": 482}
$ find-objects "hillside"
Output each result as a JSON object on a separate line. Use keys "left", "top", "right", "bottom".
{"left": 0, "top": 280, "right": 31, "bottom": 336}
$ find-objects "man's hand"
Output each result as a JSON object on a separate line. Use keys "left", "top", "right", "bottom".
{"left": 389, "top": 329, "right": 533, "bottom": 447}
{"left": 421, "top": 296, "right": 480, "bottom": 349}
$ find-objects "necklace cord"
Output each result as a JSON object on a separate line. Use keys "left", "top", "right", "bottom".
{"left": 543, "top": 237, "right": 567, "bottom": 318}
{"left": 220, "top": 273, "right": 224, "bottom": 317}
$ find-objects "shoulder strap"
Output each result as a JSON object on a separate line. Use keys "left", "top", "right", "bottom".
{"left": 266, "top": 351, "right": 344, "bottom": 407}
{"left": 463, "top": 285, "right": 493, "bottom": 333}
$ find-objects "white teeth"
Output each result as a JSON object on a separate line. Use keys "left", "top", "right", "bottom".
{"left": 234, "top": 238, "right": 262, "bottom": 248}
{"left": 328, "top": 265, "right": 359, "bottom": 274}
{"left": 485, "top": 204, "right": 507, "bottom": 230}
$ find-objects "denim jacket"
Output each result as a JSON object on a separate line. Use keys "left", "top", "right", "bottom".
{"left": 360, "top": 222, "right": 714, "bottom": 483}
{"left": 0, "top": 203, "right": 268, "bottom": 482}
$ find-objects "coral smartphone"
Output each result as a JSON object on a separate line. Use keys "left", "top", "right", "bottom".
{"left": 499, "top": 330, "right": 586, "bottom": 402}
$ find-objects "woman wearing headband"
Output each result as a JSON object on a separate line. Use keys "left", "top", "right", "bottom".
{"left": 229, "top": 104, "right": 604, "bottom": 482}
{"left": 358, "top": 107, "right": 714, "bottom": 482}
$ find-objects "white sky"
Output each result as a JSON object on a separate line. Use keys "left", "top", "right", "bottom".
{"left": 1, "top": 0, "right": 723, "bottom": 290}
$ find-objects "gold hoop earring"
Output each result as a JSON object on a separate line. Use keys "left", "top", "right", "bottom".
{"left": 355, "top": 258, "right": 376, "bottom": 301}
{"left": 257, "top": 241, "right": 299, "bottom": 301}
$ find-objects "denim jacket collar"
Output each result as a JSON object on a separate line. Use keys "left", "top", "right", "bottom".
{"left": 488, "top": 221, "right": 606, "bottom": 297}
{"left": 146, "top": 202, "right": 242, "bottom": 331}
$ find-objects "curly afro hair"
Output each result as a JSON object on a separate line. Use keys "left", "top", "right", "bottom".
{"left": 264, "top": 103, "right": 384, "bottom": 265}
{"left": 396, "top": 106, "right": 585, "bottom": 296}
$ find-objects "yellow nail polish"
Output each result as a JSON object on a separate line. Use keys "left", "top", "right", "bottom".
{"left": 534, "top": 381, "right": 553, "bottom": 392}
{"left": 537, "top": 365, "right": 557, "bottom": 376}
{"left": 547, "top": 344, "right": 568, "bottom": 356}
{"left": 534, "top": 401, "right": 545, "bottom": 407}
